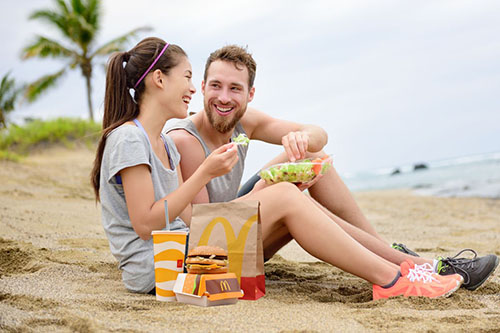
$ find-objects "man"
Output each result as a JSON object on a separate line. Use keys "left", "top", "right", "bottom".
{"left": 167, "top": 45, "right": 498, "bottom": 290}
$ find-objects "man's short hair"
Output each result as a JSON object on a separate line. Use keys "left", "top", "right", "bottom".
{"left": 204, "top": 45, "right": 257, "bottom": 89}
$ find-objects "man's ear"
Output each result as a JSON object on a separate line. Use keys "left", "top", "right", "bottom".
{"left": 201, "top": 80, "right": 206, "bottom": 94}
{"left": 248, "top": 86, "right": 255, "bottom": 102}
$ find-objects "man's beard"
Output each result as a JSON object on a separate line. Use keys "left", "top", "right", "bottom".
{"left": 204, "top": 102, "right": 246, "bottom": 134}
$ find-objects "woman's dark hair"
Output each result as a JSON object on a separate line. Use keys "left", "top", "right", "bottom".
{"left": 91, "top": 37, "right": 187, "bottom": 201}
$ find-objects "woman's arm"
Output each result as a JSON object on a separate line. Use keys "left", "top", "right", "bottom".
{"left": 121, "top": 143, "right": 238, "bottom": 240}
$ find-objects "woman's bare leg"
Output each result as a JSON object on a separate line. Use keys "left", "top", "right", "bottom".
{"left": 306, "top": 196, "right": 433, "bottom": 266}
{"left": 235, "top": 182, "right": 399, "bottom": 286}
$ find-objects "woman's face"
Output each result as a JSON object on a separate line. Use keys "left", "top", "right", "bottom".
{"left": 162, "top": 56, "right": 196, "bottom": 119}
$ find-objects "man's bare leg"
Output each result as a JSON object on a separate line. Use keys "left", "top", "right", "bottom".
{"left": 308, "top": 164, "right": 386, "bottom": 242}
{"left": 262, "top": 151, "right": 386, "bottom": 242}
{"left": 307, "top": 196, "right": 433, "bottom": 266}
{"left": 240, "top": 184, "right": 431, "bottom": 266}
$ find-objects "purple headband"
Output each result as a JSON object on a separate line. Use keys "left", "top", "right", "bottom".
{"left": 133, "top": 43, "right": 169, "bottom": 89}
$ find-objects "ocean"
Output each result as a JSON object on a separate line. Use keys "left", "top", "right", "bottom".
{"left": 342, "top": 151, "right": 500, "bottom": 199}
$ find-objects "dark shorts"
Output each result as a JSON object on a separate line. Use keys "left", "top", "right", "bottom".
{"left": 237, "top": 172, "right": 261, "bottom": 197}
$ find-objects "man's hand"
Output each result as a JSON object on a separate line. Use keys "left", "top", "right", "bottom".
{"left": 282, "top": 131, "right": 310, "bottom": 162}
{"left": 295, "top": 173, "right": 324, "bottom": 192}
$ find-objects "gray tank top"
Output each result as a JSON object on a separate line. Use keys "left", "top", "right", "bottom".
{"left": 166, "top": 118, "right": 248, "bottom": 203}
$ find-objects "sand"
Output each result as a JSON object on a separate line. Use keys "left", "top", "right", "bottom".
{"left": 1, "top": 147, "right": 499, "bottom": 332}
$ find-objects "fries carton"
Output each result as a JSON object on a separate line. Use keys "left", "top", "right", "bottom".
{"left": 173, "top": 273, "right": 243, "bottom": 307}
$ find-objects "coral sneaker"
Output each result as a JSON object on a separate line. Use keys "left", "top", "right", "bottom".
{"left": 373, "top": 260, "right": 463, "bottom": 300}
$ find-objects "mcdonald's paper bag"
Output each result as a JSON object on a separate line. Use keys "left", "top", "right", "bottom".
{"left": 189, "top": 201, "right": 265, "bottom": 300}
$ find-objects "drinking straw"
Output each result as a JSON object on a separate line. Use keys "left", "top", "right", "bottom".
{"left": 164, "top": 200, "right": 170, "bottom": 231}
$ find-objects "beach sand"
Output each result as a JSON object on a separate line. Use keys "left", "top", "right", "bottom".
{"left": 1, "top": 147, "right": 499, "bottom": 332}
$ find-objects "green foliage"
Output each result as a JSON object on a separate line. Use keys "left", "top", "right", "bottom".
{"left": 0, "top": 72, "right": 21, "bottom": 129}
{"left": 22, "top": 36, "right": 75, "bottom": 60}
{"left": 24, "top": 69, "right": 67, "bottom": 102}
{"left": 28, "top": 0, "right": 99, "bottom": 49}
{"left": 0, "top": 150, "right": 21, "bottom": 162}
{"left": 0, "top": 118, "right": 101, "bottom": 159}
{"left": 22, "top": 0, "right": 151, "bottom": 121}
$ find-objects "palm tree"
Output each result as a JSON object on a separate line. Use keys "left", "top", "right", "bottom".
{"left": 0, "top": 73, "right": 21, "bottom": 129}
{"left": 21, "top": 0, "right": 150, "bottom": 121}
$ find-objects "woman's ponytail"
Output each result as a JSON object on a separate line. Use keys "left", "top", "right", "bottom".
{"left": 90, "top": 51, "right": 138, "bottom": 201}
{"left": 103, "top": 52, "right": 139, "bottom": 129}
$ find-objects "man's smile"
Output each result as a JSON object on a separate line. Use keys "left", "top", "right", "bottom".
{"left": 214, "top": 104, "right": 235, "bottom": 116}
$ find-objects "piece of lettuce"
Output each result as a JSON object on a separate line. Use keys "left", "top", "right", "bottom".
{"left": 233, "top": 133, "right": 250, "bottom": 146}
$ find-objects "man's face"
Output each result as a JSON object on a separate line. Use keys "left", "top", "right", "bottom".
{"left": 202, "top": 60, "right": 254, "bottom": 134}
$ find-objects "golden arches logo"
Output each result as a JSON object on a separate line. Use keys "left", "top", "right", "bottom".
{"left": 220, "top": 280, "right": 231, "bottom": 292}
{"left": 198, "top": 214, "right": 258, "bottom": 283}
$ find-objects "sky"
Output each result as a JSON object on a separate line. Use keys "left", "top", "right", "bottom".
{"left": 1, "top": 0, "right": 499, "bottom": 182}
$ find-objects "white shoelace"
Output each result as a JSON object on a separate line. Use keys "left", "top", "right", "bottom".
{"left": 406, "top": 264, "right": 439, "bottom": 283}
{"left": 414, "top": 263, "right": 434, "bottom": 274}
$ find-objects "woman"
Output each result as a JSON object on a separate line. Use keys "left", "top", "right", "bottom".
{"left": 91, "top": 37, "right": 238, "bottom": 293}
{"left": 91, "top": 37, "right": 462, "bottom": 299}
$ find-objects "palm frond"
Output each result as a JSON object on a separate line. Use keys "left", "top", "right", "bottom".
{"left": 91, "top": 26, "right": 152, "bottom": 57}
{"left": 24, "top": 68, "right": 67, "bottom": 103}
{"left": 29, "top": 10, "right": 72, "bottom": 40}
{"left": 30, "top": 1, "right": 100, "bottom": 49}
{"left": 22, "top": 35, "right": 78, "bottom": 60}
{"left": 85, "top": 0, "right": 100, "bottom": 30}
{"left": 75, "top": 15, "right": 97, "bottom": 48}
{"left": 71, "top": 0, "right": 85, "bottom": 15}
{"left": 0, "top": 73, "right": 15, "bottom": 97}
{"left": 1, "top": 90, "right": 19, "bottom": 113}
{"left": 0, "top": 72, "right": 20, "bottom": 112}
{"left": 55, "top": 0, "right": 70, "bottom": 15}
{"left": 66, "top": 0, "right": 100, "bottom": 50}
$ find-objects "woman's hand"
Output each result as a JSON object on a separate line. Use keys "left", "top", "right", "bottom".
{"left": 200, "top": 143, "right": 239, "bottom": 179}
{"left": 282, "top": 131, "right": 309, "bottom": 162}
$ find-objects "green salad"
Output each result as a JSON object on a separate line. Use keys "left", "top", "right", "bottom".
{"left": 259, "top": 156, "right": 332, "bottom": 184}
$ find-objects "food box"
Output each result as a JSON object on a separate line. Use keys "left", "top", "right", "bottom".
{"left": 259, "top": 155, "right": 333, "bottom": 185}
{"left": 173, "top": 273, "right": 244, "bottom": 307}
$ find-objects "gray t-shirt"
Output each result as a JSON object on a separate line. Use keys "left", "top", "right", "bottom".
{"left": 100, "top": 124, "right": 187, "bottom": 293}
{"left": 166, "top": 118, "right": 248, "bottom": 203}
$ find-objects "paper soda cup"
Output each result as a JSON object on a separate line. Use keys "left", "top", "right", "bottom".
{"left": 152, "top": 230, "right": 188, "bottom": 301}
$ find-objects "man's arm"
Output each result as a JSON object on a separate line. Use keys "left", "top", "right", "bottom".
{"left": 168, "top": 129, "right": 211, "bottom": 204}
{"left": 243, "top": 107, "right": 328, "bottom": 161}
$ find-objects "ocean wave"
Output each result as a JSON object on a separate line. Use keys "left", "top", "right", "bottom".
{"left": 344, "top": 152, "right": 500, "bottom": 198}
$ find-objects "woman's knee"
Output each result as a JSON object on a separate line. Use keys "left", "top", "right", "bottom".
{"left": 264, "top": 183, "right": 306, "bottom": 211}
{"left": 268, "top": 182, "right": 302, "bottom": 199}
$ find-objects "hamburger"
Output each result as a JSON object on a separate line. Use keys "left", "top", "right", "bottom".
{"left": 186, "top": 245, "right": 228, "bottom": 274}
